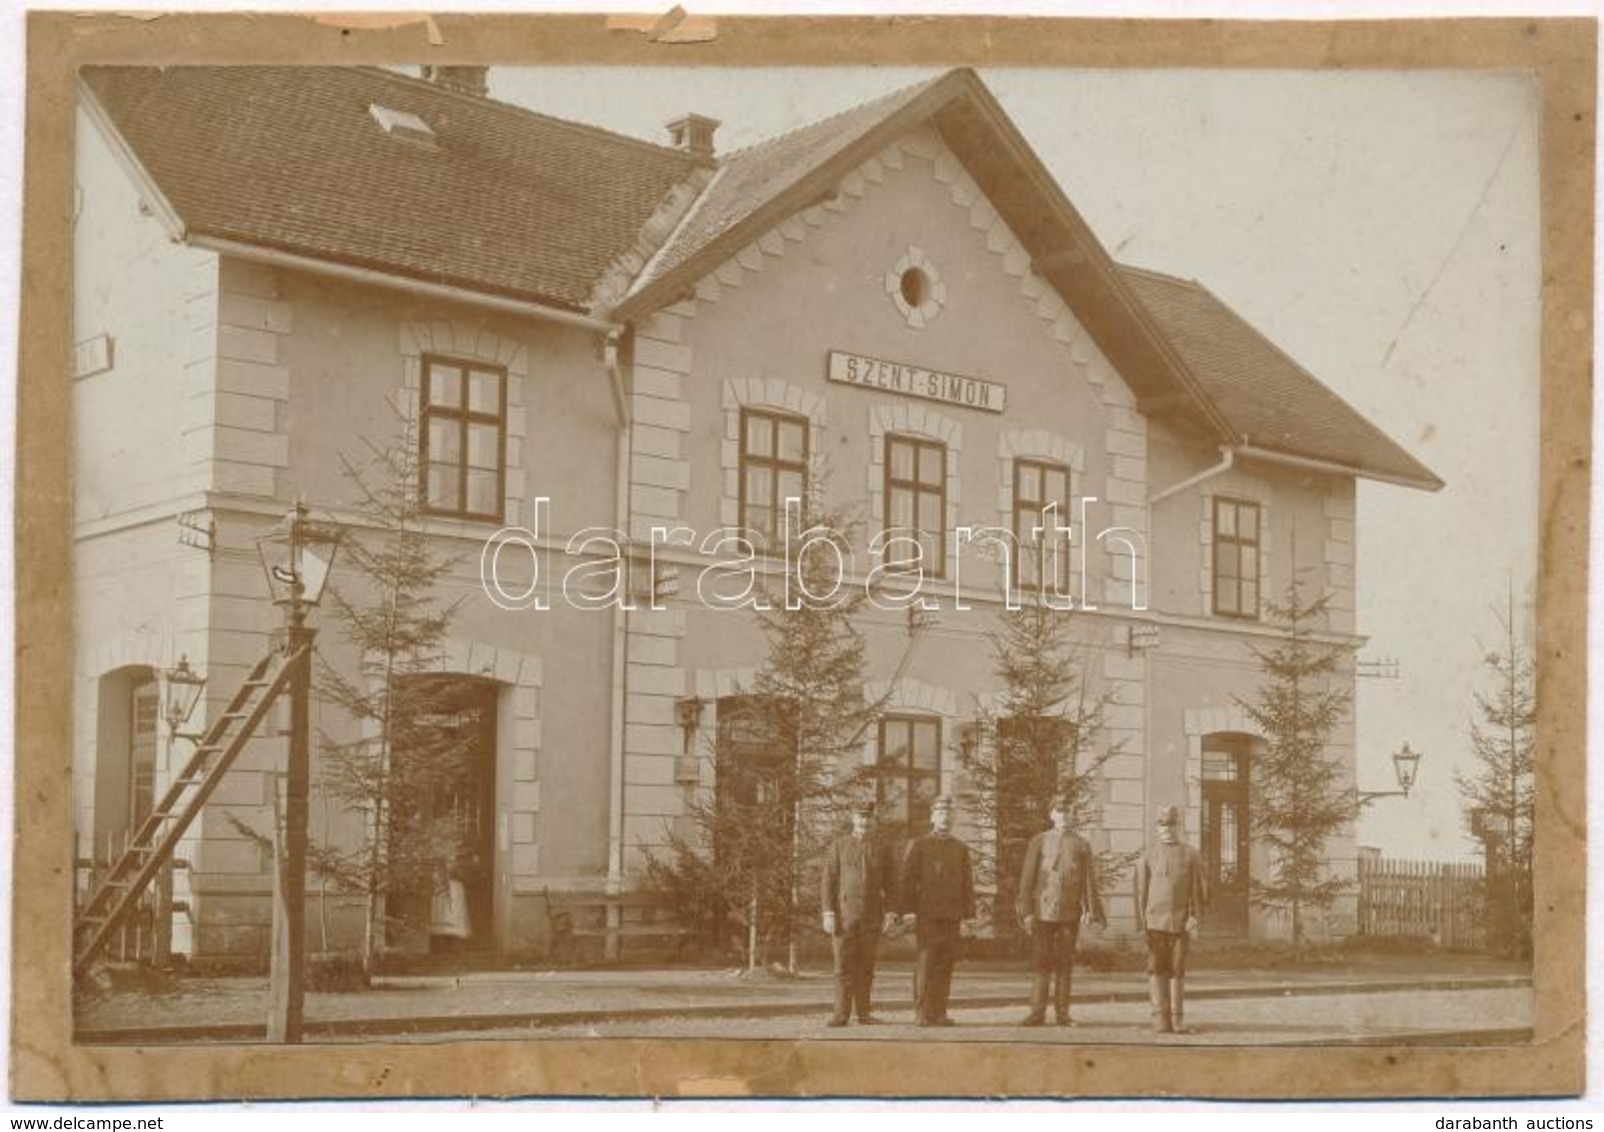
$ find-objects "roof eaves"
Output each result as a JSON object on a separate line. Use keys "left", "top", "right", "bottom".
{"left": 1185, "top": 275, "right": 1445, "bottom": 490}
{"left": 1122, "top": 265, "right": 1444, "bottom": 492}
{"left": 82, "top": 64, "right": 707, "bottom": 322}
{"left": 77, "top": 76, "right": 187, "bottom": 242}
{"left": 189, "top": 231, "right": 616, "bottom": 331}
{"left": 1238, "top": 442, "right": 1446, "bottom": 492}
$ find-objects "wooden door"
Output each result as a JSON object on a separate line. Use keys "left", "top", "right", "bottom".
{"left": 390, "top": 677, "right": 498, "bottom": 956}
{"left": 1201, "top": 739, "right": 1250, "bottom": 935}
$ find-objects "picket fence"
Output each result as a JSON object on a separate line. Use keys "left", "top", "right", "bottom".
{"left": 1356, "top": 855, "right": 1486, "bottom": 951}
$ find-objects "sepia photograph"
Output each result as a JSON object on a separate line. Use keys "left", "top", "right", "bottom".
{"left": 10, "top": 10, "right": 1591, "bottom": 1103}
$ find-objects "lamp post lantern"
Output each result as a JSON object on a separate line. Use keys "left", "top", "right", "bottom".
{"left": 255, "top": 499, "right": 339, "bottom": 1044}
{"left": 162, "top": 655, "right": 207, "bottom": 739}
{"left": 1357, "top": 742, "right": 1424, "bottom": 805}
{"left": 1390, "top": 742, "right": 1422, "bottom": 795}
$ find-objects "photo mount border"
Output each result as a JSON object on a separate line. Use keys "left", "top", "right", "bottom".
{"left": 14, "top": 10, "right": 1592, "bottom": 1102}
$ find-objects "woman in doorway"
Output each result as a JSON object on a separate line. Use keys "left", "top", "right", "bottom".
{"left": 429, "top": 850, "right": 472, "bottom": 954}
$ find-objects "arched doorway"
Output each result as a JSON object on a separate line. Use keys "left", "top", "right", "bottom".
{"left": 89, "top": 665, "right": 165, "bottom": 961}
{"left": 92, "top": 665, "right": 160, "bottom": 863}
{"left": 708, "top": 694, "right": 796, "bottom": 958}
{"left": 1200, "top": 733, "right": 1252, "bottom": 936}
{"left": 386, "top": 675, "right": 499, "bottom": 958}
{"left": 713, "top": 694, "right": 795, "bottom": 859}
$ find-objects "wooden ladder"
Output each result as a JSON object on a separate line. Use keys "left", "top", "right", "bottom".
{"left": 73, "top": 644, "right": 307, "bottom": 979}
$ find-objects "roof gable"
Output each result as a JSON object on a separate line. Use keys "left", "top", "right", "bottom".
{"left": 81, "top": 66, "right": 702, "bottom": 312}
{"left": 618, "top": 67, "right": 1439, "bottom": 491}
{"left": 613, "top": 68, "right": 1236, "bottom": 441}
{"left": 629, "top": 74, "right": 950, "bottom": 297}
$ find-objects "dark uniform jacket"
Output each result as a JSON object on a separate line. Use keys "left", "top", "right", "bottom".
{"left": 1136, "top": 841, "right": 1209, "bottom": 933}
{"left": 899, "top": 831, "right": 975, "bottom": 922}
{"left": 1017, "top": 828, "right": 1105, "bottom": 925}
{"left": 820, "top": 832, "right": 898, "bottom": 930}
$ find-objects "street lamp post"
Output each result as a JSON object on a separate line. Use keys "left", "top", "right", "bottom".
{"left": 256, "top": 500, "right": 338, "bottom": 1044}
{"left": 1357, "top": 742, "right": 1423, "bottom": 805}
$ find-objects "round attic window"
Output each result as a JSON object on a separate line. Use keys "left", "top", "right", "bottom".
{"left": 886, "top": 248, "right": 946, "bottom": 329}
{"left": 900, "top": 267, "right": 929, "bottom": 308}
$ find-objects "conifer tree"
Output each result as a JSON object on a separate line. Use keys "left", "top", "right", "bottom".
{"left": 1457, "top": 596, "right": 1535, "bottom": 959}
{"left": 1237, "top": 575, "right": 1356, "bottom": 949}
{"left": 648, "top": 503, "right": 877, "bottom": 971}
{"left": 311, "top": 410, "right": 473, "bottom": 973}
{"left": 959, "top": 599, "right": 1126, "bottom": 946}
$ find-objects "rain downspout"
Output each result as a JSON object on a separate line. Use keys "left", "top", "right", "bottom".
{"left": 1148, "top": 444, "right": 1236, "bottom": 506}
{"left": 604, "top": 330, "right": 630, "bottom": 946}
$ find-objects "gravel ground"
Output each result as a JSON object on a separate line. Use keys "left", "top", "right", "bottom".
{"left": 73, "top": 961, "right": 1532, "bottom": 1045}
{"left": 362, "top": 986, "right": 1533, "bottom": 1047}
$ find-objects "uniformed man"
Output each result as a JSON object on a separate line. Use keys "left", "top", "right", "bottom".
{"left": 898, "top": 795, "right": 975, "bottom": 1027}
{"left": 1015, "top": 793, "right": 1106, "bottom": 1026}
{"left": 820, "top": 800, "right": 899, "bottom": 1026}
{"left": 1136, "top": 804, "right": 1209, "bottom": 1034}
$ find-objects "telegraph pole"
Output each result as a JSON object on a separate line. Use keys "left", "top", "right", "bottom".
{"left": 267, "top": 502, "right": 317, "bottom": 1043}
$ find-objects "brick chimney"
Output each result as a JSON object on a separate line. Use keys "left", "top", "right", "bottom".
{"left": 422, "top": 65, "right": 490, "bottom": 98}
{"left": 666, "top": 113, "right": 721, "bottom": 159}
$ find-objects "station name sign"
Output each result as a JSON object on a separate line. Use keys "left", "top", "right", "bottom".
{"left": 826, "top": 350, "right": 1007, "bottom": 414}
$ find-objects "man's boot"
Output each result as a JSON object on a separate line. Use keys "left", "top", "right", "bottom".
{"left": 1054, "top": 970, "right": 1073, "bottom": 1026}
{"left": 1169, "top": 974, "right": 1187, "bottom": 1034}
{"left": 1020, "top": 972, "right": 1050, "bottom": 1026}
{"left": 828, "top": 977, "right": 850, "bottom": 1027}
{"left": 1149, "top": 975, "right": 1173, "bottom": 1034}
{"left": 857, "top": 969, "right": 878, "bottom": 1023}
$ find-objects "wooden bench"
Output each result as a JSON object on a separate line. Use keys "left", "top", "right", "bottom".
{"left": 546, "top": 890, "right": 698, "bottom": 963}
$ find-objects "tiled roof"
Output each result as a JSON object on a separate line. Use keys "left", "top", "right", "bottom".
{"left": 632, "top": 74, "right": 948, "bottom": 293}
{"left": 82, "top": 66, "right": 701, "bottom": 311}
{"left": 85, "top": 65, "right": 1439, "bottom": 490}
{"left": 1118, "top": 266, "right": 1443, "bottom": 489}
